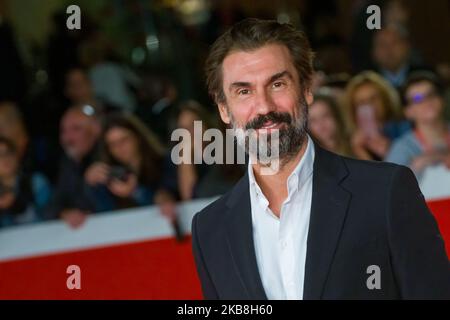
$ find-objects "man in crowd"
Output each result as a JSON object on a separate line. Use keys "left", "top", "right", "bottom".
{"left": 46, "top": 104, "right": 101, "bottom": 228}
{"left": 372, "top": 23, "right": 425, "bottom": 90}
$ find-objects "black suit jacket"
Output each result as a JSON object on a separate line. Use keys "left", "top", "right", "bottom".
{"left": 191, "top": 145, "right": 450, "bottom": 299}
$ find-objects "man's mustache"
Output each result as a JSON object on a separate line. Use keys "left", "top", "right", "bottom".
{"left": 244, "top": 112, "right": 292, "bottom": 130}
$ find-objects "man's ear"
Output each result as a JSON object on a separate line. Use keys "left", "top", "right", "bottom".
{"left": 217, "top": 102, "right": 231, "bottom": 124}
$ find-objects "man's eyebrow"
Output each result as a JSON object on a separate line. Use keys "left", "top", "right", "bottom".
{"left": 229, "top": 81, "right": 251, "bottom": 91}
{"left": 228, "top": 71, "right": 293, "bottom": 92}
{"left": 268, "top": 70, "right": 293, "bottom": 84}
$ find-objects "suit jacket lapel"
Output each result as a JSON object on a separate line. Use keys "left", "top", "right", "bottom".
{"left": 303, "top": 145, "right": 351, "bottom": 299}
{"left": 225, "top": 173, "right": 268, "bottom": 300}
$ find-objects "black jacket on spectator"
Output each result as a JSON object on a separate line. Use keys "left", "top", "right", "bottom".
{"left": 45, "top": 149, "right": 97, "bottom": 219}
{"left": 192, "top": 145, "right": 450, "bottom": 299}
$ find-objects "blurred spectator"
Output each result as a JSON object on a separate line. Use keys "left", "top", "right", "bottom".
{"left": 311, "top": 69, "right": 327, "bottom": 94}
{"left": 46, "top": 105, "right": 102, "bottom": 228}
{"left": 0, "top": 101, "right": 29, "bottom": 162}
{"left": 80, "top": 32, "right": 140, "bottom": 112}
{"left": 321, "top": 73, "right": 351, "bottom": 101}
{"left": 84, "top": 112, "right": 166, "bottom": 212}
{"left": 383, "top": 0, "right": 410, "bottom": 26}
{"left": 343, "top": 71, "right": 410, "bottom": 161}
{"left": 64, "top": 67, "right": 120, "bottom": 114}
{"left": 46, "top": 10, "right": 87, "bottom": 102}
{"left": 0, "top": 137, "right": 51, "bottom": 228}
{"left": 0, "top": 101, "right": 42, "bottom": 177}
{"left": 135, "top": 72, "right": 178, "bottom": 146}
{"left": 385, "top": 71, "right": 450, "bottom": 177}
{"left": 435, "top": 62, "right": 450, "bottom": 122}
{"left": 173, "top": 100, "right": 242, "bottom": 201}
{"left": 195, "top": 121, "right": 245, "bottom": 198}
{"left": 0, "top": 100, "right": 60, "bottom": 184}
{"left": 64, "top": 67, "right": 96, "bottom": 107}
{"left": 175, "top": 100, "right": 214, "bottom": 201}
{"left": 0, "top": 18, "right": 27, "bottom": 104}
{"left": 308, "top": 92, "right": 352, "bottom": 157}
{"left": 372, "top": 23, "right": 426, "bottom": 89}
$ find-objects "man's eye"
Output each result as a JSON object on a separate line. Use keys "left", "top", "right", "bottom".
{"left": 272, "top": 81, "right": 285, "bottom": 88}
{"left": 238, "top": 89, "right": 250, "bottom": 95}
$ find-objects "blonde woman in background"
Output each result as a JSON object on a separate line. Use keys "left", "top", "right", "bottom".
{"left": 308, "top": 91, "right": 353, "bottom": 157}
{"left": 343, "top": 71, "right": 410, "bottom": 160}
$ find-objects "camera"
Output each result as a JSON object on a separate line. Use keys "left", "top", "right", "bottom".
{"left": 107, "top": 166, "right": 133, "bottom": 183}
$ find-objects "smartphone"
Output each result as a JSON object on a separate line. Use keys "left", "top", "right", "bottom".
{"left": 356, "top": 105, "right": 379, "bottom": 138}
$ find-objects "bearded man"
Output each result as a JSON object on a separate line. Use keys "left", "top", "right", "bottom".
{"left": 191, "top": 18, "right": 450, "bottom": 300}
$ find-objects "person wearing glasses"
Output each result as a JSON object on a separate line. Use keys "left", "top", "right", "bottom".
{"left": 385, "top": 71, "right": 450, "bottom": 177}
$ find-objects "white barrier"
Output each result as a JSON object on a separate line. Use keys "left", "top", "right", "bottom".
{"left": 0, "top": 196, "right": 218, "bottom": 262}
{"left": 1, "top": 164, "right": 450, "bottom": 263}
{"left": 419, "top": 164, "right": 450, "bottom": 201}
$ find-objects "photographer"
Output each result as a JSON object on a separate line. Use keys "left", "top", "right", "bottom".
{"left": 84, "top": 113, "right": 167, "bottom": 212}
{"left": 0, "top": 137, "right": 51, "bottom": 228}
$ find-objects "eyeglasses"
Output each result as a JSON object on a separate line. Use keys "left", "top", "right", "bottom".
{"left": 406, "top": 90, "right": 439, "bottom": 105}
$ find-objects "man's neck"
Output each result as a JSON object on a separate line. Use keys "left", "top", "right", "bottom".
{"left": 251, "top": 138, "right": 309, "bottom": 217}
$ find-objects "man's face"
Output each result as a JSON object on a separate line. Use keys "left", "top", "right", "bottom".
{"left": 373, "top": 29, "right": 410, "bottom": 72}
{"left": 60, "top": 111, "right": 99, "bottom": 161}
{"left": 217, "top": 44, "right": 312, "bottom": 162}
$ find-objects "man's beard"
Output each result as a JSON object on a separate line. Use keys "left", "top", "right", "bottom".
{"left": 229, "top": 98, "right": 309, "bottom": 168}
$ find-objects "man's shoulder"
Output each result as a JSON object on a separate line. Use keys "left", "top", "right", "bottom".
{"left": 342, "top": 152, "right": 418, "bottom": 193}
{"left": 335, "top": 152, "right": 416, "bottom": 189}
{"left": 342, "top": 154, "right": 400, "bottom": 172}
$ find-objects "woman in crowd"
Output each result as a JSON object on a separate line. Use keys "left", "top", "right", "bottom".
{"left": 84, "top": 112, "right": 165, "bottom": 212}
{"left": 385, "top": 71, "right": 450, "bottom": 178}
{"left": 308, "top": 91, "right": 353, "bottom": 157}
{"left": 343, "top": 71, "right": 410, "bottom": 160}
{"left": 0, "top": 137, "right": 51, "bottom": 228}
{"left": 148, "top": 100, "right": 244, "bottom": 238}
{"left": 173, "top": 100, "right": 244, "bottom": 201}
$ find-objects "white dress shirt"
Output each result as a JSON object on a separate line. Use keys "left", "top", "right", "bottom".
{"left": 248, "top": 134, "right": 315, "bottom": 300}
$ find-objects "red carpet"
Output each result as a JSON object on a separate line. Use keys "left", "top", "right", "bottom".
{"left": 0, "top": 198, "right": 449, "bottom": 299}
{"left": 0, "top": 236, "right": 202, "bottom": 300}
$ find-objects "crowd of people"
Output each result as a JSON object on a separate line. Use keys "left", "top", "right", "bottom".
{"left": 0, "top": 2, "right": 449, "bottom": 230}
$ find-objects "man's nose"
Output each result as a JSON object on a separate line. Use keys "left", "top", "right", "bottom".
{"left": 254, "top": 89, "right": 276, "bottom": 115}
